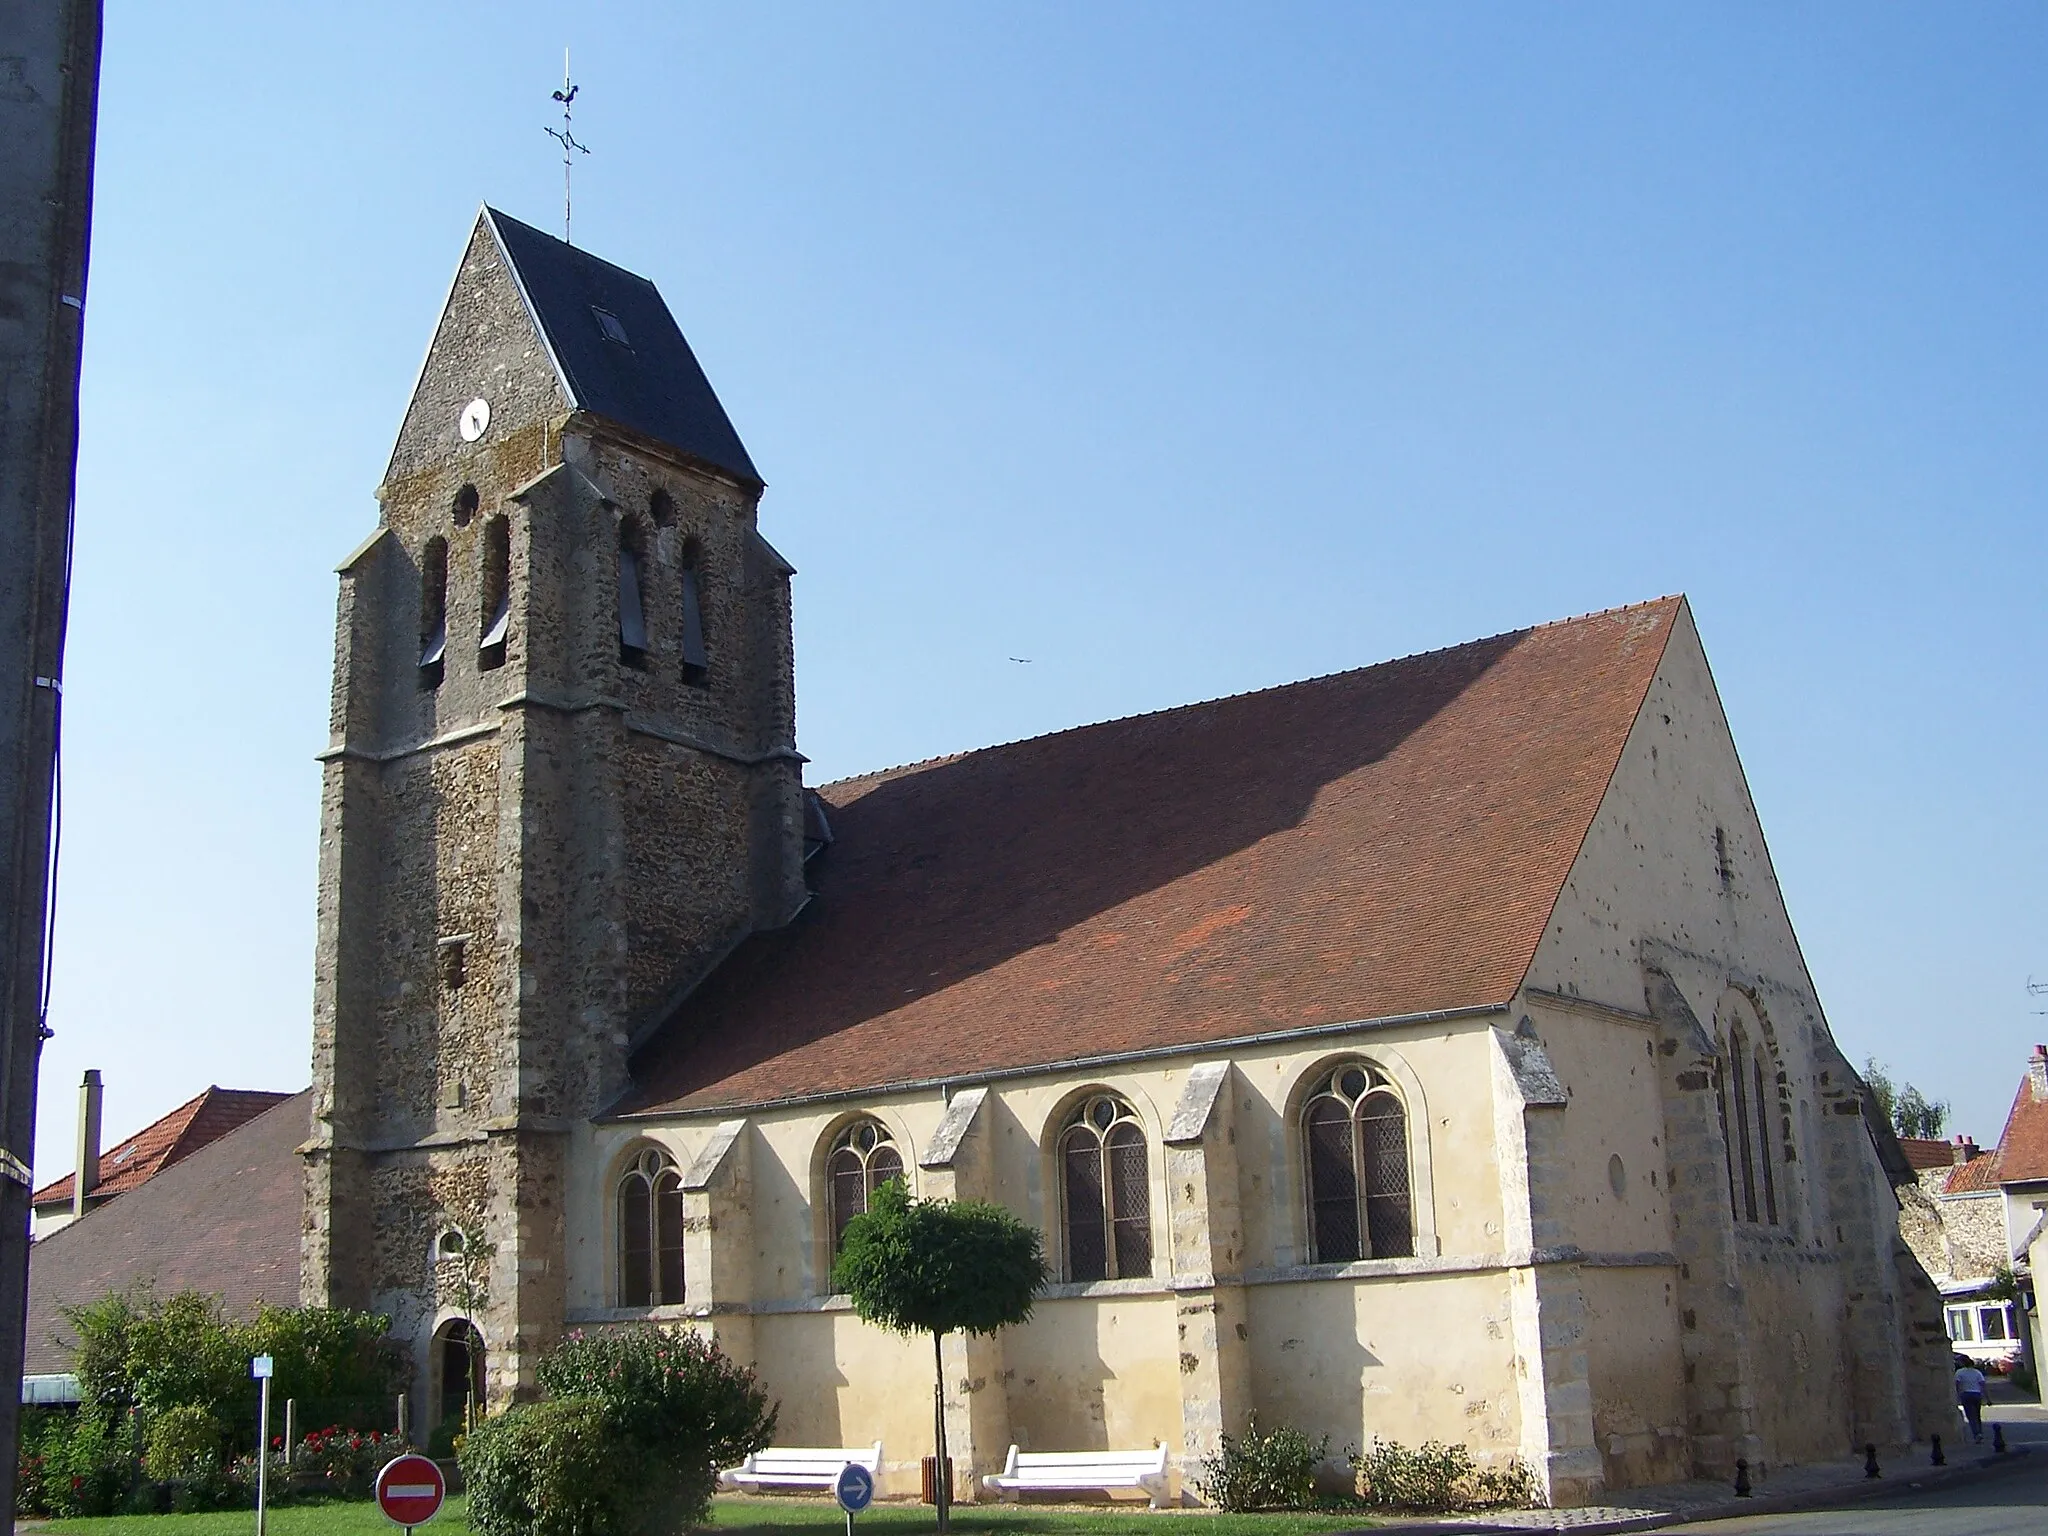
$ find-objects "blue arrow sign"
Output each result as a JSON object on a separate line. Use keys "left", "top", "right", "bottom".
{"left": 835, "top": 1462, "right": 875, "bottom": 1514}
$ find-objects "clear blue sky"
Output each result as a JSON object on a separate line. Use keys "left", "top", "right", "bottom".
{"left": 39, "top": 3, "right": 2044, "bottom": 1177}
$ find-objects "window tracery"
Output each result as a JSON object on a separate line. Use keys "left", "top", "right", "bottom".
{"left": 1060, "top": 1094, "right": 1151, "bottom": 1282}
{"left": 617, "top": 1146, "right": 684, "bottom": 1307}
{"left": 827, "top": 1118, "right": 904, "bottom": 1255}
{"left": 1303, "top": 1061, "right": 1413, "bottom": 1262}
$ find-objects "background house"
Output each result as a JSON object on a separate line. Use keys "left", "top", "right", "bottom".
{"left": 23, "top": 1089, "right": 307, "bottom": 1396}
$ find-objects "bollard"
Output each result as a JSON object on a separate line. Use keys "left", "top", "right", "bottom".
{"left": 1733, "top": 1459, "right": 1751, "bottom": 1497}
{"left": 1864, "top": 1443, "right": 1881, "bottom": 1479}
{"left": 1993, "top": 1424, "right": 2007, "bottom": 1455}
{"left": 1930, "top": 1434, "right": 1944, "bottom": 1466}
{"left": 397, "top": 1392, "right": 410, "bottom": 1446}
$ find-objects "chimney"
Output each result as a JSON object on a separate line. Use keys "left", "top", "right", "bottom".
{"left": 2031, "top": 1045, "right": 2048, "bottom": 1101}
{"left": 72, "top": 1070, "right": 102, "bottom": 1219}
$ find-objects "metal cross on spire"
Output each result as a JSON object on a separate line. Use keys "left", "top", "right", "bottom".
{"left": 544, "top": 47, "right": 590, "bottom": 244}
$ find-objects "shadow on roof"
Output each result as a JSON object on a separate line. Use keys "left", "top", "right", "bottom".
{"left": 622, "top": 626, "right": 1531, "bottom": 1112}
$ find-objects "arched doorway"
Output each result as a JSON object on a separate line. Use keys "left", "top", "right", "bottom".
{"left": 433, "top": 1319, "right": 485, "bottom": 1432}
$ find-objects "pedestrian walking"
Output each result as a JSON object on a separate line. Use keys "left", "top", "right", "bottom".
{"left": 1954, "top": 1356, "right": 1987, "bottom": 1443}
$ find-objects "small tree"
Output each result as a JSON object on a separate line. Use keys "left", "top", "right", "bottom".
{"left": 831, "top": 1181, "right": 1046, "bottom": 1532}
{"left": 1865, "top": 1057, "right": 1950, "bottom": 1139}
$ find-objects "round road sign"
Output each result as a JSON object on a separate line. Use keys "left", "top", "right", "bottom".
{"left": 834, "top": 1461, "right": 875, "bottom": 1514}
{"left": 376, "top": 1453, "right": 447, "bottom": 1528}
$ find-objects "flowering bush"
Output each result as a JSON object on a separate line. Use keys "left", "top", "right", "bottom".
{"left": 292, "top": 1424, "right": 406, "bottom": 1498}
{"left": 16, "top": 1409, "right": 138, "bottom": 1518}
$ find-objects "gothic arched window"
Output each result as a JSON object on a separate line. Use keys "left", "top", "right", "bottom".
{"left": 827, "top": 1119, "right": 904, "bottom": 1255}
{"left": 1728, "top": 1024, "right": 1759, "bottom": 1223}
{"left": 1060, "top": 1094, "right": 1151, "bottom": 1282}
{"left": 616, "top": 1147, "right": 684, "bottom": 1307}
{"left": 1753, "top": 1049, "right": 1780, "bottom": 1225}
{"left": 1303, "top": 1062, "right": 1413, "bottom": 1263}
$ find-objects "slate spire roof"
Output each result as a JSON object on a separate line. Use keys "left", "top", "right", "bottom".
{"left": 619, "top": 596, "right": 1686, "bottom": 1116}
{"left": 484, "top": 207, "right": 760, "bottom": 486}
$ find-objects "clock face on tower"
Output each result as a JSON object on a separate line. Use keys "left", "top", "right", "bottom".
{"left": 459, "top": 397, "right": 491, "bottom": 442}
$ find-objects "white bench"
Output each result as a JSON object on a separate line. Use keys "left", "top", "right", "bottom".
{"left": 718, "top": 1442, "right": 883, "bottom": 1493}
{"left": 982, "top": 1445, "right": 1170, "bottom": 1507}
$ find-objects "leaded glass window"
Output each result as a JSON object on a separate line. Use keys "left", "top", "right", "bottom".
{"left": 1060, "top": 1094, "right": 1151, "bottom": 1282}
{"left": 617, "top": 1147, "right": 684, "bottom": 1307}
{"left": 1302, "top": 1063, "right": 1413, "bottom": 1262}
{"left": 827, "top": 1119, "right": 905, "bottom": 1255}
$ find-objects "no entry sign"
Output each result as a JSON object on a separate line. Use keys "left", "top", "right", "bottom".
{"left": 376, "top": 1453, "right": 447, "bottom": 1528}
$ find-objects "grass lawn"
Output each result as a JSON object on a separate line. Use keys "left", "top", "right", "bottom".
{"left": 40, "top": 1497, "right": 470, "bottom": 1536}
{"left": 35, "top": 1493, "right": 1379, "bottom": 1536}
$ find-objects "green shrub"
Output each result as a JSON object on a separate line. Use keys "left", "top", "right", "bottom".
{"left": 66, "top": 1289, "right": 398, "bottom": 1432}
{"left": 15, "top": 1407, "right": 56, "bottom": 1516}
{"left": 22, "top": 1410, "right": 139, "bottom": 1518}
{"left": 535, "top": 1327, "right": 777, "bottom": 1527}
{"left": 425, "top": 1414, "right": 463, "bottom": 1460}
{"left": 1350, "top": 1437, "right": 1539, "bottom": 1511}
{"left": 464, "top": 1399, "right": 659, "bottom": 1536}
{"left": 144, "top": 1404, "right": 226, "bottom": 1482}
{"left": 1192, "top": 1419, "right": 1329, "bottom": 1511}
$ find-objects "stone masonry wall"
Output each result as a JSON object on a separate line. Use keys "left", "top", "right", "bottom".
{"left": 308, "top": 211, "right": 803, "bottom": 1425}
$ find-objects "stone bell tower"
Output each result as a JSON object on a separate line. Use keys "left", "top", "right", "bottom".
{"left": 300, "top": 208, "right": 804, "bottom": 1415}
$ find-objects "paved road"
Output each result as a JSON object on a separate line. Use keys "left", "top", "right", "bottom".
{"left": 1663, "top": 1395, "right": 2048, "bottom": 1535}
{"left": 1660, "top": 1457, "right": 2045, "bottom": 1534}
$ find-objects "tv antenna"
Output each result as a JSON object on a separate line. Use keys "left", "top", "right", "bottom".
{"left": 544, "top": 47, "right": 590, "bottom": 244}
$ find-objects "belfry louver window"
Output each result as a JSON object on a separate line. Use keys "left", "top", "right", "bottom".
{"left": 419, "top": 537, "right": 448, "bottom": 688}
{"left": 680, "top": 542, "right": 708, "bottom": 683}
{"left": 479, "top": 516, "right": 510, "bottom": 668}
{"left": 618, "top": 522, "right": 649, "bottom": 667}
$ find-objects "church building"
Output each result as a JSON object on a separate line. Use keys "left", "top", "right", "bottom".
{"left": 302, "top": 208, "right": 1953, "bottom": 1507}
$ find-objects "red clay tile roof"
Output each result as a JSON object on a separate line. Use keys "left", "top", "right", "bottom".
{"left": 1944, "top": 1153, "right": 2005, "bottom": 1196}
{"left": 32, "top": 1087, "right": 293, "bottom": 1209}
{"left": 1990, "top": 1055, "right": 2048, "bottom": 1185}
{"left": 24, "top": 1092, "right": 309, "bottom": 1376}
{"left": 1900, "top": 1138, "right": 1961, "bottom": 1171}
{"left": 620, "top": 597, "right": 1684, "bottom": 1116}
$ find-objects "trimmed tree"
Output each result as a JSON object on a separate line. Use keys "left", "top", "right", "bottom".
{"left": 831, "top": 1180, "right": 1047, "bottom": 1532}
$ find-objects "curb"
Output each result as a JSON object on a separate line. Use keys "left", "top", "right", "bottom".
{"left": 1354, "top": 1443, "right": 2037, "bottom": 1536}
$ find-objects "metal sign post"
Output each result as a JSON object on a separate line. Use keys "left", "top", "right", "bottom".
{"left": 251, "top": 1354, "right": 273, "bottom": 1536}
{"left": 834, "top": 1460, "right": 875, "bottom": 1536}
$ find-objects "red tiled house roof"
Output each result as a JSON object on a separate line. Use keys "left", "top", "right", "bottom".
{"left": 32, "top": 1087, "right": 293, "bottom": 1210}
{"left": 24, "top": 1092, "right": 309, "bottom": 1375}
{"left": 620, "top": 597, "right": 1684, "bottom": 1116}
{"left": 1944, "top": 1156, "right": 2003, "bottom": 1196}
{"left": 1900, "top": 1138, "right": 1961, "bottom": 1172}
{"left": 1988, "top": 1050, "right": 2048, "bottom": 1186}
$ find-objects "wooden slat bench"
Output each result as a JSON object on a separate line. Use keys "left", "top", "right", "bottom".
{"left": 718, "top": 1442, "right": 883, "bottom": 1493}
{"left": 981, "top": 1445, "right": 1170, "bottom": 1507}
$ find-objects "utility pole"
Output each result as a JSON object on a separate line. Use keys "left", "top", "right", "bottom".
{"left": 0, "top": 0, "right": 102, "bottom": 1514}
